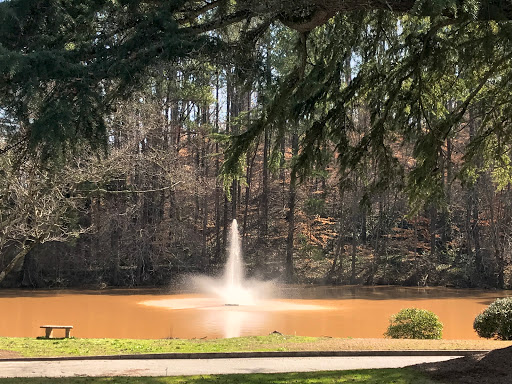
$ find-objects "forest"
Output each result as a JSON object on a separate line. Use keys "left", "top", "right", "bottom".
{"left": 1, "top": 0, "right": 512, "bottom": 289}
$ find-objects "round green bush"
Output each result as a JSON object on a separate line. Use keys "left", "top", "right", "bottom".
{"left": 384, "top": 308, "right": 443, "bottom": 339}
{"left": 474, "top": 297, "right": 512, "bottom": 340}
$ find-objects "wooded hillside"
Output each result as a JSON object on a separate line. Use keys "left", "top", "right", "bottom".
{"left": 1, "top": 0, "right": 512, "bottom": 288}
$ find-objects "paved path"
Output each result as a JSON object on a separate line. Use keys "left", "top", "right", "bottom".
{"left": 0, "top": 356, "right": 461, "bottom": 377}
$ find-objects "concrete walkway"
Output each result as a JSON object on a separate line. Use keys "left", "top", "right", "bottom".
{"left": 0, "top": 355, "right": 462, "bottom": 377}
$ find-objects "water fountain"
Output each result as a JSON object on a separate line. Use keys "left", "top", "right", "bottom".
{"left": 140, "top": 219, "right": 329, "bottom": 338}
{"left": 215, "top": 219, "right": 255, "bottom": 306}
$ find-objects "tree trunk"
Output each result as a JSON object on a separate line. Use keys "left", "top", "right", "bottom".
{"left": 243, "top": 144, "right": 259, "bottom": 237}
{"left": 330, "top": 189, "right": 346, "bottom": 285}
{"left": 430, "top": 204, "right": 437, "bottom": 259}
{"left": 469, "top": 108, "right": 483, "bottom": 277}
{"left": 231, "top": 88, "right": 240, "bottom": 217}
{"left": 223, "top": 71, "right": 233, "bottom": 256}
{"left": 261, "top": 127, "right": 269, "bottom": 237}
{"left": 440, "top": 135, "right": 452, "bottom": 263}
{"left": 214, "top": 72, "right": 221, "bottom": 264}
{"left": 351, "top": 226, "right": 357, "bottom": 285}
{"left": 223, "top": 194, "right": 229, "bottom": 257}
{"left": 0, "top": 244, "right": 34, "bottom": 285}
{"left": 201, "top": 118, "right": 209, "bottom": 270}
{"left": 242, "top": 92, "right": 256, "bottom": 237}
{"left": 110, "top": 221, "right": 120, "bottom": 286}
{"left": 285, "top": 131, "right": 299, "bottom": 282}
{"left": 489, "top": 189, "right": 504, "bottom": 288}
{"left": 261, "top": 44, "right": 272, "bottom": 238}
{"left": 360, "top": 204, "right": 367, "bottom": 245}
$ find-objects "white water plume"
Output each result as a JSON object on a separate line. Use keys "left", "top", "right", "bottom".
{"left": 189, "top": 219, "right": 274, "bottom": 306}
{"left": 221, "top": 219, "right": 250, "bottom": 305}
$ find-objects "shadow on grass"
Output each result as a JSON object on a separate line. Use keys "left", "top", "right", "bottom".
{"left": 0, "top": 369, "right": 440, "bottom": 384}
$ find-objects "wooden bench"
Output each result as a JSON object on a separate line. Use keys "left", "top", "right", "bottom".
{"left": 40, "top": 325, "right": 73, "bottom": 338}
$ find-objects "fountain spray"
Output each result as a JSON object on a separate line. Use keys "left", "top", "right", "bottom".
{"left": 224, "top": 219, "right": 244, "bottom": 306}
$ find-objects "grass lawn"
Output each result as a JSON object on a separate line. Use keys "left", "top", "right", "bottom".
{"left": 0, "top": 369, "right": 441, "bottom": 383}
{"left": 0, "top": 335, "right": 510, "bottom": 358}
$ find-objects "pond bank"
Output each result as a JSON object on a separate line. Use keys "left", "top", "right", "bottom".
{"left": 0, "top": 336, "right": 511, "bottom": 358}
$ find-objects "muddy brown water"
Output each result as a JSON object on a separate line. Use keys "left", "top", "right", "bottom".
{"left": 0, "top": 286, "right": 510, "bottom": 339}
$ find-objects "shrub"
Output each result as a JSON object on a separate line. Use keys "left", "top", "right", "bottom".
{"left": 384, "top": 308, "right": 443, "bottom": 339}
{"left": 474, "top": 297, "right": 512, "bottom": 340}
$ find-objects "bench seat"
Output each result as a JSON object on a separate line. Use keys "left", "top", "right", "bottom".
{"left": 40, "top": 325, "right": 73, "bottom": 338}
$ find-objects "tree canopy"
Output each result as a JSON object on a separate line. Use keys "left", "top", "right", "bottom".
{"left": 1, "top": 0, "right": 512, "bottom": 204}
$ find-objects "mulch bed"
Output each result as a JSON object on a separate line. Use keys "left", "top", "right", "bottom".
{"left": 415, "top": 346, "right": 512, "bottom": 384}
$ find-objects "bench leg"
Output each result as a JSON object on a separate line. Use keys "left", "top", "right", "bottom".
{"left": 65, "top": 329, "right": 71, "bottom": 338}
{"left": 45, "top": 328, "right": 53, "bottom": 339}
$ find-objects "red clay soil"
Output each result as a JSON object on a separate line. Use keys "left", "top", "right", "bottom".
{"left": 415, "top": 346, "right": 512, "bottom": 384}
{"left": 0, "top": 350, "right": 21, "bottom": 359}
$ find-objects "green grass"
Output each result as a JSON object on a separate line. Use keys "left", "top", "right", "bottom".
{"left": 0, "top": 335, "right": 318, "bottom": 357}
{"left": 0, "top": 369, "right": 441, "bottom": 383}
{"left": 0, "top": 335, "right": 510, "bottom": 358}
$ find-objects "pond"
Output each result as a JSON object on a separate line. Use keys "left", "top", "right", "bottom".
{"left": 0, "top": 286, "right": 509, "bottom": 339}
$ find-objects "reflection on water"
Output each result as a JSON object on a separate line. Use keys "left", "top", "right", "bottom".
{"left": 0, "top": 286, "right": 510, "bottom": 339}
{"left": 140, "top": 297, "right": 331, "bottom": 311}
{"left": 214, "top": 310, "right": 264, "bottom": 338}
{"left": 139, "top": 296, "right": 332, "bottom": 338}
